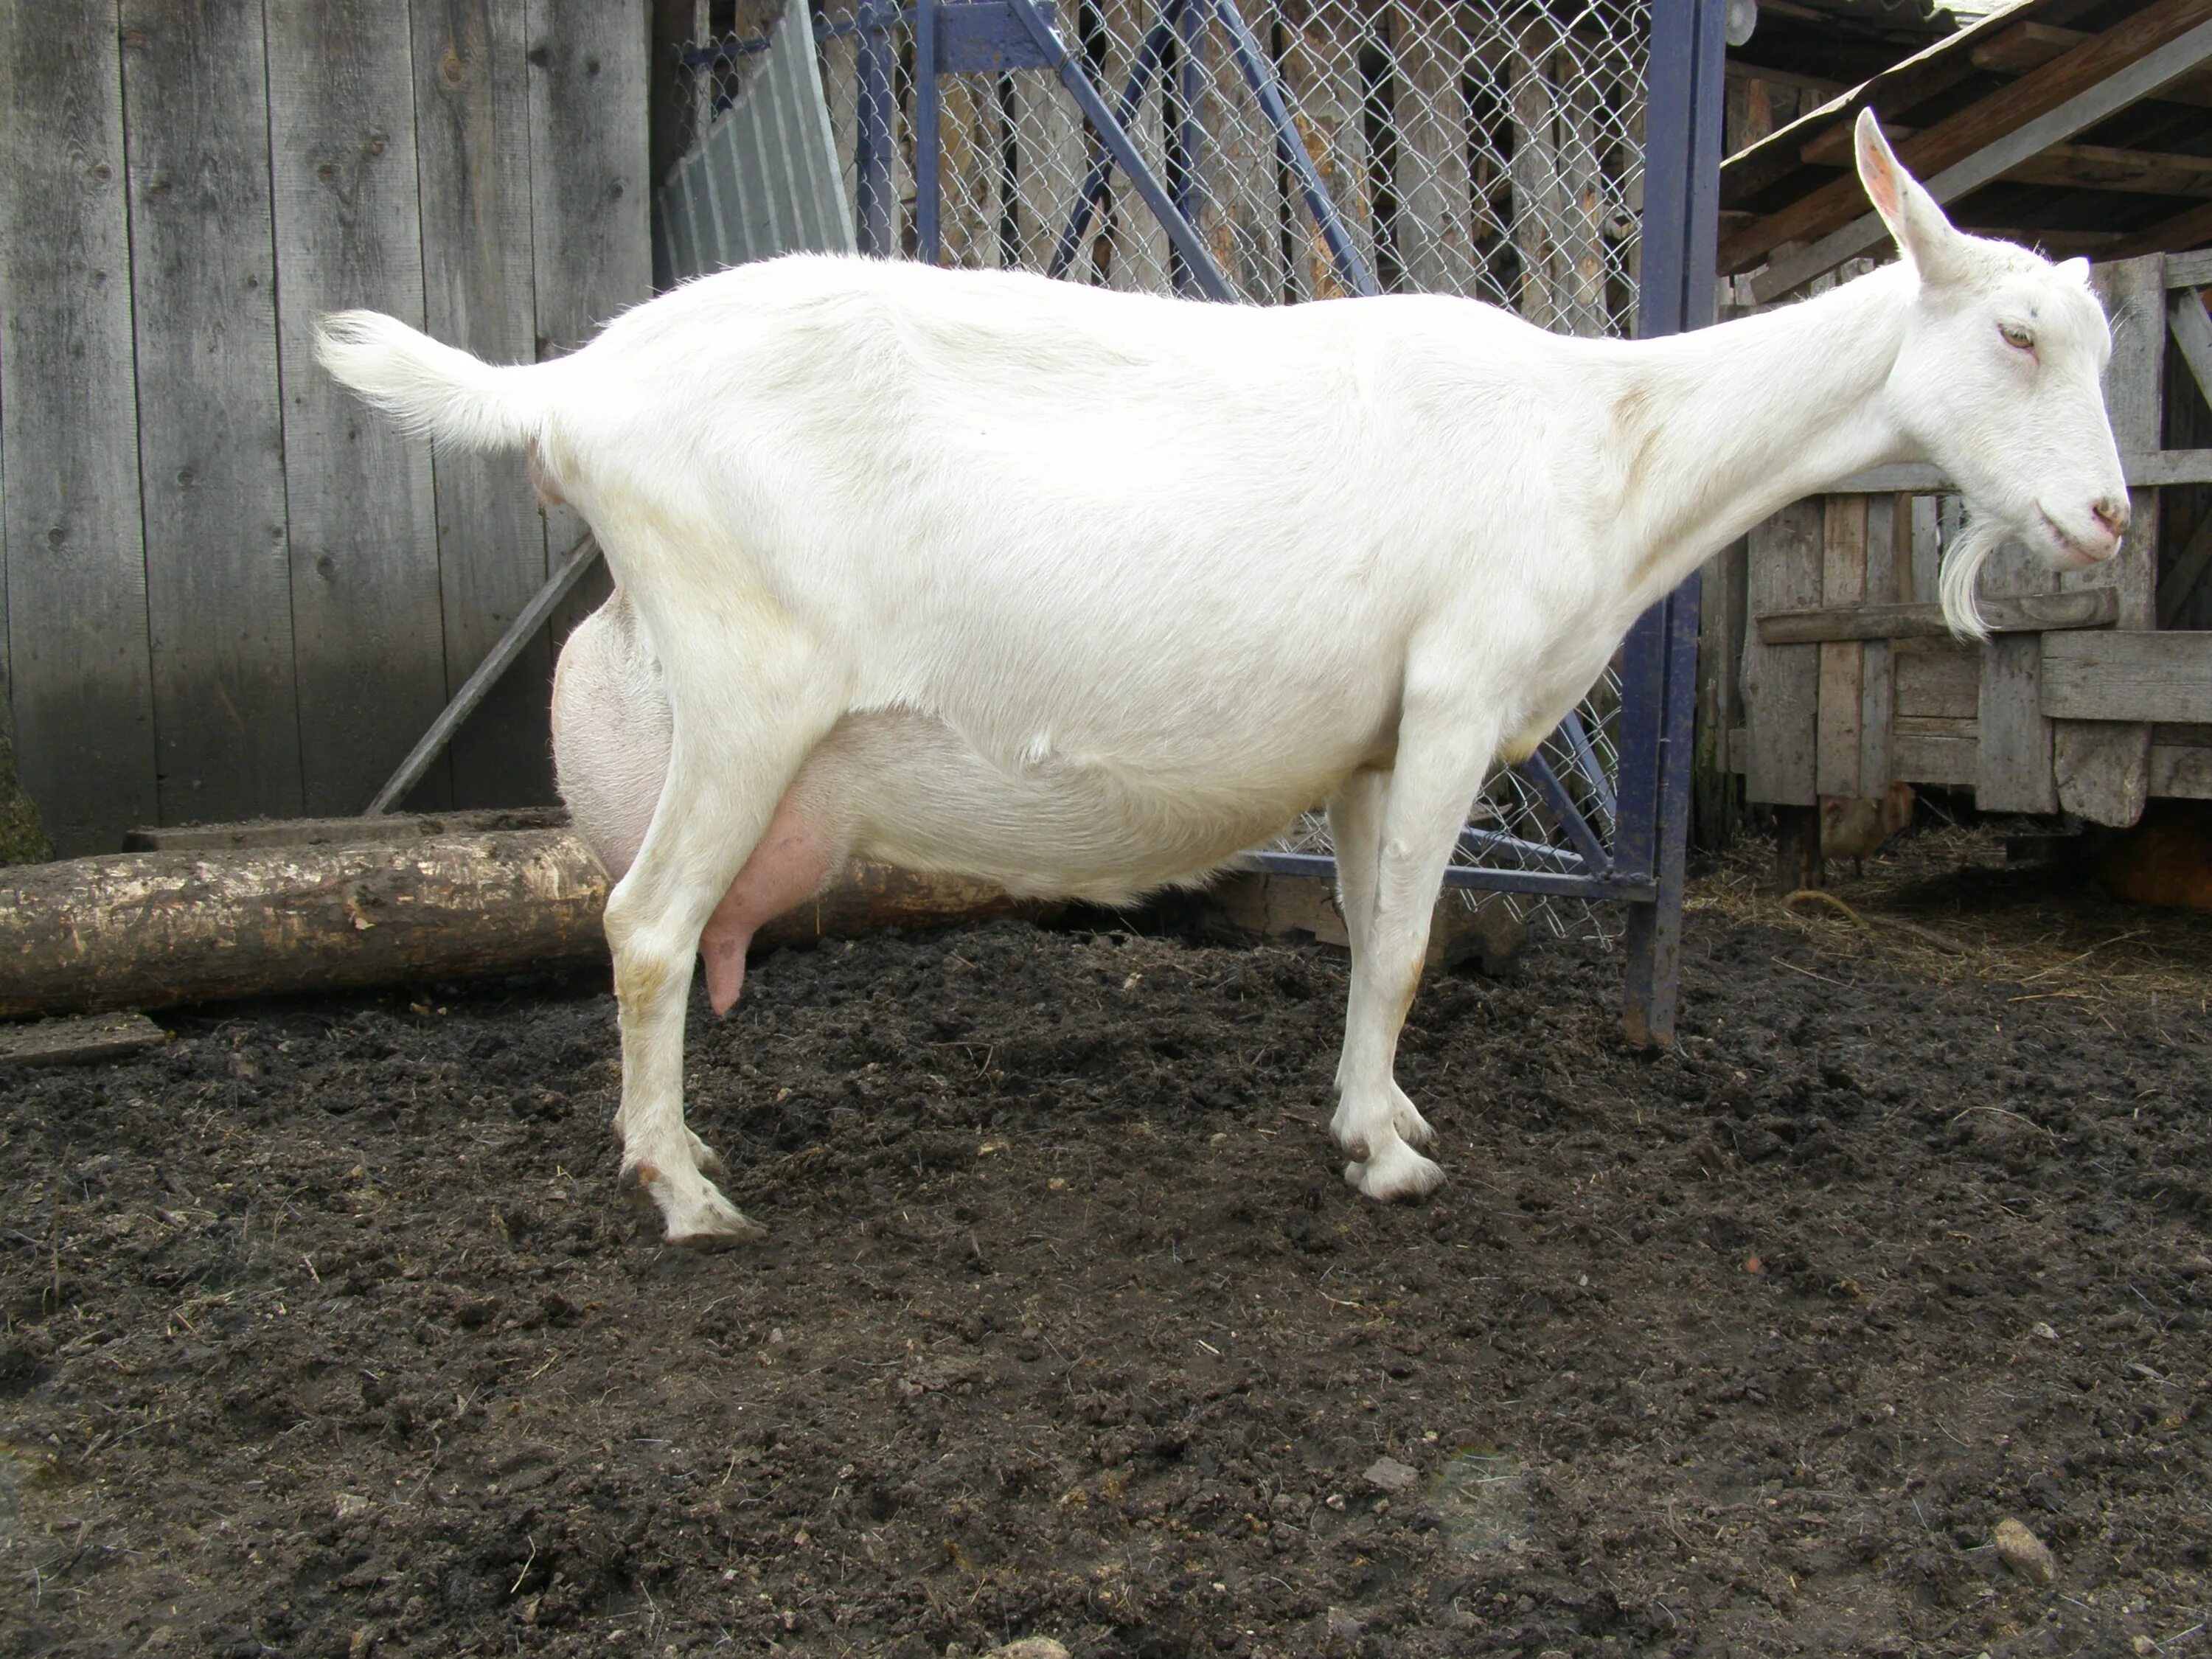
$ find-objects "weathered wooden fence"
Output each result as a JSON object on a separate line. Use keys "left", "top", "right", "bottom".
{"left": 1733, "top": 250, "right": 2212, "bottom": 834}
{"left": 0, "top": 1, "right": 649, "bottom": 855}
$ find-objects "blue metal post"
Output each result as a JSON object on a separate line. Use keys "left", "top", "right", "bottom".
{"left": 856, "top": 1, "right": 897, "bottom": 256}
{"left": 917, "top": 0, "right": 942, "bottom": 261}
{"left": 1620, "top": 0, "right": 1727, "bottom": 1050}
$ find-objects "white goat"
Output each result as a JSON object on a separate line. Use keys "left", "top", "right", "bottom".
{"left": 319, "top": 115, "right": 2126, "bottom": 1245}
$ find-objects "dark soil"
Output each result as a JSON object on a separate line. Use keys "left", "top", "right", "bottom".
{"left": 4, "top": 852, "right": 2210, "bottom": 1658}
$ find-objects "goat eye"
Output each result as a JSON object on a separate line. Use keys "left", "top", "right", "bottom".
{"left": 1999, "top": 321, "right": 2036, "bottom": 351}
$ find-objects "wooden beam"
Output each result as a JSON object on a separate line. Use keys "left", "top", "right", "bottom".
{"left": 2043, "top": 630, "right": 2212, "bottom": 723}
{"left": 1974, "top": 18, "right": 2212, "bottom": 106}
{"left": 1757, "top": 589, "right": 2118, "bottom": 644}
{"left": 1725, "top": 0, "right": 2212, "bottom": 280}
{"left": 1972, "top": 20, "right": 2096, "bottom": 75}
{"left": 2169, "top": 248, "right": 2212, "bottom": 285}
{"left": 2008, "top": 140, "right": 2212, "bottom": 196}
{"left": 1804, "top": 124, "right": 2212, "bottom": 196}
{"left": 1752, "top": 21, "right": 2212, "bottom": 298}
{"left": 1717, "top": 0, "right": 2110, "bottom": 208}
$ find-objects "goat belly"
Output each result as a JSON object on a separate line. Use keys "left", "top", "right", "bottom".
{"left": 824, "top": 711, "right": 1297, "bottom": 904}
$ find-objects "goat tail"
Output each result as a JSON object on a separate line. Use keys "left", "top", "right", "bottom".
{"left": 314, "top": 311, "right": 547, "bottom": 453}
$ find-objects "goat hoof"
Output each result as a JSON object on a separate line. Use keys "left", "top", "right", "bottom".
{"left": 669, "top": 1212, "right": 768, "bottom": 1250}
{"left": 619, "top": 1158, "right": 765, "bottom": 1245}
{"left": 1345, "top": 1140, "right": 1446, "bottom": 1203}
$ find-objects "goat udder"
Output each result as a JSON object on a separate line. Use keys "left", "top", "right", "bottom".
{"left": 698, "top": 801, "right": 837, "bottom": 1015}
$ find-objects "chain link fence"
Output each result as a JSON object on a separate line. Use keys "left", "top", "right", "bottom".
{"left": 669, "top": 0, "right": 1649, "bottom": 942}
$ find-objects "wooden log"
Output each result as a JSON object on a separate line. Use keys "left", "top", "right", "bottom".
{"left": 0, "top": 832, "right": 1048, "bottom": 1018}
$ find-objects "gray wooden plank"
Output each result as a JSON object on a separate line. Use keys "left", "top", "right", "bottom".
{"left": 411, "top": 0, "right": 546, "bottom": 810}
{"left": 2043, "top": 630, "right": 2212, "bottom": 723}
{"left": 0, "top": 1012, "right": 167, "bottom": 1068}
{"left": 1833, "top": 451, "right": 2212, "bottom": 493}
{"left": 266, "top": 0, "right": 451, "bottom": 816}
{"left": 1741, "top": 498, "right": 1822, "bottom": 806}
{"left": 2149, "top": 740, "right": 2212, "bottom": 799}
{"left": 1910, "top": 494, "right": 1941, "bottom": 605}
{"left": 1, "top": 0, "right": 159, "bottom": 854}
{"left": 1977, "top": 634, "right": 2058, "bottom": 812}
{"left": 125, "top": 805, "right": 565, "bottom": 852}
{"left": 1860, "top": 495, "right": 1898, "bottom": 793}
{"left": 1892, "top": 732, "right": 1977, "bottom": 787}
{"left": 121, "top": 0, "right": 303, "bottom": 825}
{"left": 2168, "top": 248, "right": 2212, "bottom": 288}
{"left": 1757, "top": 589, "right": 2119, "bottom": 644}
{"left": 1895, "top": 644, "right": 1983, "bottom": 721}
{"left": 1816, "top": 495, "right": 1865, "bottom": 800}
{"left": 2054, "top": 255, "right": 2163, "bottom": 827}
{"left": 528, "top": 0, "right": 650, "bottom": 734}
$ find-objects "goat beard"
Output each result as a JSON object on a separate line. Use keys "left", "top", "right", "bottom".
{"left": 1938, "top": 512, "right": 2006, "bottom": 641}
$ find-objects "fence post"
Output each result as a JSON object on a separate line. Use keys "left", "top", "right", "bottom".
{"left": 1621, "top": 0, "right": 1726, "bottom": 1050}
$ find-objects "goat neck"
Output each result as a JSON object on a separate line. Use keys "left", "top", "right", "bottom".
{"left": 1604, "top": 263, "right": 1915, "bottom": 618}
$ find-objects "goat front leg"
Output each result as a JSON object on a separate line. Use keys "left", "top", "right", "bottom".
{"left": 1331, "top": 706, "right": 1498, "bottom": 1201}
{"left": 1326, "top": 768, "right": 1433, "bottom": 1152}
{"left": 602, "top": 669, "right": 835, "bottom": 1247}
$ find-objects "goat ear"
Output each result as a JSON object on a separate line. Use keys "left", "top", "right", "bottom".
{"left": 1854, "top": 109, "right": 1968, "bottom": 285}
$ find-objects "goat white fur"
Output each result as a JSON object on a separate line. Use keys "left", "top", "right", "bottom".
{"left": 319, "top": 115, "right": 2126, "bottom": 1245}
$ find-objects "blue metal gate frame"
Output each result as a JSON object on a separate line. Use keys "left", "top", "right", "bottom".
{"left": 858, "top": 0, "right": 1727, "bottom": 1048}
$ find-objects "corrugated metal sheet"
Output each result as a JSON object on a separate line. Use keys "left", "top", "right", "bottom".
{"left": 654, "top": 7, "right": 856, "bottom": 285}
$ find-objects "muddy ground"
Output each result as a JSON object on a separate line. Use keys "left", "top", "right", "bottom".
{"left": 3, "top": 827, "right": 2210, "bottom": 1659}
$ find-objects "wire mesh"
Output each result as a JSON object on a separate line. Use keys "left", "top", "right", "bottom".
{"left": 669, "top": 0, "right": 1649, "bottom": 939}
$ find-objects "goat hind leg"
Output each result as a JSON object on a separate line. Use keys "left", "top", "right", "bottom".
{"left": 1332, "top": 706, "right": 1498, "bottom": 1200}
{"left": 603, "top": 684, "right": 835, "bottom": 1247}
{"left": 1328, "top": 770, "right": 1433, "bottom": 1150}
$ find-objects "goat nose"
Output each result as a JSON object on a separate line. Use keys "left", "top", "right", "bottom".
{"left": 2092, "top": 494, "right": 2131, "bottom": 539}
